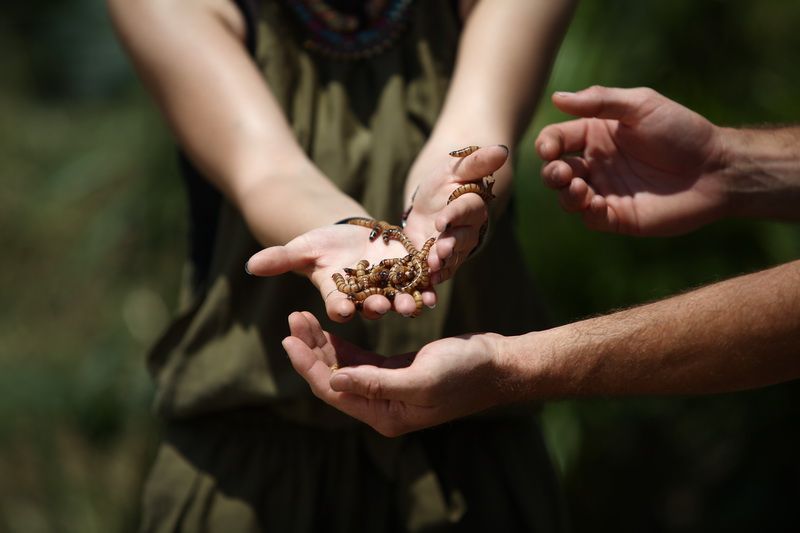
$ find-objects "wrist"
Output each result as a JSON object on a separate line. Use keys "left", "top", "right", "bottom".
{"left": 235, "top": 165, "right": 369, "bottom": 246}
{"left": 717, "top": 126, "right": 800, "bottom": 220}
{"left": 491, "top": 329, "right": 561, "bottom": 404}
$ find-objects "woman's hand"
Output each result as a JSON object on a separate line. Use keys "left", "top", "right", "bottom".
{"left": 246, "top": 223, "right": 437, "bottom": 321}
{"left": 403, "top": 145, "right": 509, "bottom": 284}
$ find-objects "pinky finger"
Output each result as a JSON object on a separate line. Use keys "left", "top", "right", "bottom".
{"left": 558, "top": 177, "right": 593, "bottom": 213}
{"left": 421, "top": 288, "right": 437, "bottom": 309}
{"left": 581, "top": 195, "right": 616, "bottom": 233}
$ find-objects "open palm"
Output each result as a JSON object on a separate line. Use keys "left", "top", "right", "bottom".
{"left": 282, "top": 311, "right": 504, "bottom": 436}
{"left": 247, "top": 223, "right": 435, "bottom": 321}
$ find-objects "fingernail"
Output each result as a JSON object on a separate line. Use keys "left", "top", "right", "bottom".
{"left": 330, "top": 373, "right": 352, "bottom": 391}
{"left": 498, "top": 144, "right": 509, "bottom": 154}
{"left": 554, "top": 91, "right": 575, "bottom": 97}
{"left": 427, "top": 302, "right": 437, "bottom": 309}
{"left": 244, "top": 261, "right": 253, "bottom": 275}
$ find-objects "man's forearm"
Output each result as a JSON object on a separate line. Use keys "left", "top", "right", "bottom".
{"left": 500, "top": 260, "right": 800, "bottom": 399}
{"left": 721, "top": 126, "right": 800, "bottom": 221}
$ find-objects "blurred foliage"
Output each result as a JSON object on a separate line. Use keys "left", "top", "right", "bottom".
{"left": 1, "top": 0, "right": 798, "bottom": 532}
{"left": 1, "top": 1, "right": 181, "bottom": 531}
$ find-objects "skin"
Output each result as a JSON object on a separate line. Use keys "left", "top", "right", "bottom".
{"left": 537, "top": 86, "right": 800, "bottom": 235}
{"left": 108, "top": 0, "right": 577, "bottom": 321}
{"left": 284, "top": 260, "right": 800, "bottom": 437}
{"left": 282, "top": 86, "right": 800, "bottom": 437}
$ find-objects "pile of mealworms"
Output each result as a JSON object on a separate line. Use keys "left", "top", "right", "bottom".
{"left": 333, "top": 146, "right": 496, "bottom": 317}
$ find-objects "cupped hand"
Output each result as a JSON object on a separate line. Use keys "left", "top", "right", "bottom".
{"left": 246, "top": 223, "right": 436, "bottom": 322}
{"left": 282, "top": 310, "right": 507, "bottom": 437}
{"left": 403, "top": 144, "right": 509, "bottom": 284}
{"left": 536, "top": 86, "right": 728, "bottom": 236}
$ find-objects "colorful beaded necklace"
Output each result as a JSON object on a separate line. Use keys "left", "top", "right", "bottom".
{"left": 281, "top": 0, "right": 416, "bottom": 60}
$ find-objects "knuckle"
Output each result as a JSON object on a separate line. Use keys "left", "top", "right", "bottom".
{"left": 365, "top": 378, "right": 384, "bottom": 399}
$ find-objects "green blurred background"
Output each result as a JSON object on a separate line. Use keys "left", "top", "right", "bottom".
{"left": 2, "top": 1, "right": 798, "bottom": 531}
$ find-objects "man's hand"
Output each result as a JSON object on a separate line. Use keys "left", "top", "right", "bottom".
{"left": 282, "top": 311, "right": 511, "bottom": 436}
{"left": 403, "top": 145, "right": 509, "bottom": 284}
{"left": 536, "top": 86, "right": 730, "bottom": 236}
{"left": 246, "top": 224, "right": 437, "bottom": 321}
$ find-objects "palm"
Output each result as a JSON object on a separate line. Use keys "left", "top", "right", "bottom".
{"left": 539, "top": 87, "right": 727, "bottom": 236}
{"left": 334, "top": 334, "right": 502, "bottom": 435}
{"left": 581, "top": 113, "right": 722, "bottom": 235}
{"left": 247, "top": 224, "right": 433, "bottom": 320}
{"left": 283, "top": 310, "right": 502, "bottom": 436}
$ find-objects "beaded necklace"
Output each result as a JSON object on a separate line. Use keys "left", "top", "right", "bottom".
{"left": 281, "top": 0, "right": 415, "bottom": 60}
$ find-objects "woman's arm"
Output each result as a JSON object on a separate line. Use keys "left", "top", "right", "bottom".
{"left": 402, "top": 0, "right": 577, "bottom": 277}
{"left": 108, "top": 0, "right": 432, "bottom": 320}
{"left": 106, "top": 0, "right": 368, "bottom": 247}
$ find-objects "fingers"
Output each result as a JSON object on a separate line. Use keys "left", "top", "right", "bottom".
{"left": 551, "top": 86, "right": 658, "bottom": 124}
{"left": 541, "top": 157, "right": 590, "bottom": 189}
{"left": 541, "top": 165, "right": 618, "bottom": 233}
{"left": 556, "top": 177, "right": 596, "bottom": 213}
{"left": 536, "top": 87, "right": 662, "bottom": 161}
{"left": 359, "top": 295, "right": 392, "bottom": 320}
{"left": 421, "top": 289, "right": 437, "bottom": 309}
{"left": 450, "top": 144, "right": 509, "bottom": 183}
{"left": 288, "top": 311, "right": 328, "bottom": 351}
{"left": 282, "top": 334, "right": 376, "bottom": 425}
{"left": 581, "top": 195, "right": 618, "bottom": 233}
{"left": 435, "top": 191, "right": 487, "bottom": 233}
{"left": 283, "top": 335, "right": 332, "bottom": 381}
{"left": 322, "top": 284, "right": 358, "bottom": 323}
{"left": 538, "top": 149, "right": 614, "bottom": 228}
{"left": 552, "top": 182, "right": 619, "bottom": 234}
{"left": 429, "top": 228, "right": 474, "bottom": 285}
{"left": 287, "top": 310, "right": 384, "bottom": 365}
{"left": 536, "top": 119, "right": 590, "bottom": 161}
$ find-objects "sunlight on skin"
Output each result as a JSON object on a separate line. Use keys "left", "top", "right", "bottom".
{"left": 247, "top": 145, "right": 509, "bottom": 321}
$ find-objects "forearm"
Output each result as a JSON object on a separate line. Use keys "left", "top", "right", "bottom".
{"left": 720, "top": 126, "right": 800, "bottom": 221}
{"left": 499, "top": 260, "right": 800, "bottom": 399}
{"left": 405, "top": 0, "right": 576, "bottom": 206}
{"left": 108, "top": 0, "right": 366, "bottom": 246}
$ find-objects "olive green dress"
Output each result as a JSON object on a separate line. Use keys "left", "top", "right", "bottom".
{"left": 140, "top": 1, "right": 565, "bottom": 531}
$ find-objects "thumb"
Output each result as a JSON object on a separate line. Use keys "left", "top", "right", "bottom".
{"left": 330, "top": 366, "right": 420, "bottom": 403}
{"left": 246, "top": 242, "right": 314, "bottom": 277}
{"left": 552, "top": 86, "right": 657, "bottom": 124}
{"left": 450, "top": 144, "right": 509, "bottom": 183}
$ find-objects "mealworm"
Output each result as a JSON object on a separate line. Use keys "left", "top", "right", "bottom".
{"left": 447, "top": 176, "right": 496, "bottom": 205}
{"left": 449, "top": 145, "right": 480, "bottom": 158}
{"left": 332, "top": 146, "right": 498, "bottom": 317}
